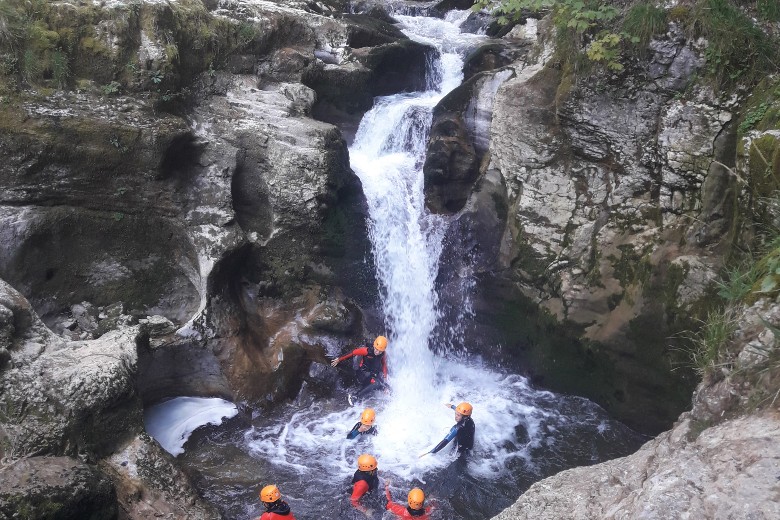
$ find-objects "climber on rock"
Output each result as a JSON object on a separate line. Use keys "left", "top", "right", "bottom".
{"left": 331, "top": 335, "right": 389, "bottom": 405}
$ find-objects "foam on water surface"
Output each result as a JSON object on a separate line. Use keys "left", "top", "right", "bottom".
{"left": 144, "top": 397, "right": 238, "bottom": 456}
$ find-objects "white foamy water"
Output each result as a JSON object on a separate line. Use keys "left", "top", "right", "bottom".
{"left": 144, "top": 397, "right": 238, "bottom": 456}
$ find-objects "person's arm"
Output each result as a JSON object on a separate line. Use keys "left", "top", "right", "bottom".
{"left": 351, "top": 480, "right": 370, "bottom": 502}
{"left": 382, "top": 356, "right": 388, "bottom": 379}
{"left": 386, "top": 501, "right": 406, "bottom": 515}
{"left": 331, "top": 347, "right": 368, "bottom": 366}
{"left": 351, "top": 480, "right": 372, "bottom": 515}
{"left": 430, "top": 425, "right": 459, "bottom": 454}
{"left": 346, "top": 422, "right": 361, "bottom": 440}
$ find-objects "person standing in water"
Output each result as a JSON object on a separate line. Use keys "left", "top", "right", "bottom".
{"left": 347, "top": 408, "right": 379, "bottom": 439}
{"left": 257, "top": 484, "right": 296, "bottom": 520}
{"left": 419, "top": 402, "right": 475, "bottom": 457}
{"left": 385, "top": 482, "right": 433, "bottom": 519}
{"left": 331, "top": 336, "right": 389, "bottom": 404}
{"left": 350, "top": 453, "right": 380, "bottom": 516}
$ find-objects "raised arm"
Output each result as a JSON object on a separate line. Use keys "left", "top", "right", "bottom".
{"left": 331, "top": 347, "right": 368, "bottom": 367}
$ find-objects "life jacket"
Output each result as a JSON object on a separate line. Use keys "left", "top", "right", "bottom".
{"left": 456, "top": 416, "right": 475, "bottom": 452}
{"left": 351, "top": 469, "right": 379, "bottom": 492}
{"left": 359, "top": 346, "right": 385, "bottom": 376}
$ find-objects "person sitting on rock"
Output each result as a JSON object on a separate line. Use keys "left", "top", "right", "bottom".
{"left": 331, "top": 335, "right": 389, "bottom": 404}
{"left": 257, "top": 484, "right": 296, "bottom": 520}
{"left": 385, "top": 482, "right": 433, "bottom": 519}
{"left": 351, "top": 453, "right": 380, "bottom": 514}
{"left": 419, "top": 402, "right": 475, "bottom": 457}
{"left": 347, "top": 408, "right": 379, "bottom": 439}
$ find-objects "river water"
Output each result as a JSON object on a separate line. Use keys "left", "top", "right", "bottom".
{"left": 147, "top": 8, "right": 647, "bottom": 520}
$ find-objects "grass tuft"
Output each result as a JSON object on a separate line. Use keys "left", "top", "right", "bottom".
{"left": 622, "top": 1, "right": 668, "bottom": 50}
{"left": 690, "top": 0, "right": 778, "bottom": 87}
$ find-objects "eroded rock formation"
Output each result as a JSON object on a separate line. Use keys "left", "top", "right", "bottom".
{"left": 425, "top": 17, "right": 745, "bottom": 432}
{"left": 492, "top": 298, "right": 780, "bottom": 519}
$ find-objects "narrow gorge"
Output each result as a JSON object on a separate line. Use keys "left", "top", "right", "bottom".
{"left": 0, "top": 1, "right": 778, "bottom": 519}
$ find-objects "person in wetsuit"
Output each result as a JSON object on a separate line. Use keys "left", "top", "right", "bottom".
{"left": 347, "top": 408, "right": 379, "bottom": 440}
{"left": 257, "top": 484, "right": 296, "bottom": 520}
{"left": 420, "top": 402, "right": 475, "bottom": 457}
{"left": 331, "top": 336, "right": 389, "bottom": 403}
{"left": 351, "top": 453, "right": 380, "bottom": 514}
{"left": 385, "top": 482, "right": 433, "bottom": 519}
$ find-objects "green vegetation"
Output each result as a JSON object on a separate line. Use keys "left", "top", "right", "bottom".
{"left": 689, "top": 0, "right": 777, "bottom": 86}
{"left": 473, "top": 0, "right": 778, "bottom": 85}
{"left": 0, "top": 0, "right": 266, "bottom": 105}
{"left": 680, "top": 308, "right": 737, "bottom": 376}
{"left": 680, "top": 220, "right": 780, "bottom": 383}
{"left": 622, "top": 2, "right": 667, "bottom": 50}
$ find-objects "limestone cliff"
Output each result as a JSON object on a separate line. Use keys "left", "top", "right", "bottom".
{"left": 425, "top": 7, "right": 778, "bottom": 433}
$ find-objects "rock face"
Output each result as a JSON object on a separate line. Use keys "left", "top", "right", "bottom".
{"left": 0, "top": 277, "right": 216, "bottom": 518}
{"left": 0, "top": 456, "right": 117, "bottom": 520}
{"left": 428, "top": 19, "right": 744, "bottom": 432}
{"left": 0, "top": 1, "right": 435, "bottom": 516}
{"left": 0, "top": 0, "right": 439, "bottom": 407}
{"left": 492, "top": 299, "right": 780, "bottom": 520}
{"left": 492, "top": 411, "right": 780, "bottom": 520}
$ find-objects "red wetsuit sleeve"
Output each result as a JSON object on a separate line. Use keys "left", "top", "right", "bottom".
{"left": 339, "top": 347, "right": 368, "bottom": 362}
{"left": 386, "top": 500, "right": 407, "bottom": 516}
{"left": 351, "top": 480, "right": 370, "bottom": 502}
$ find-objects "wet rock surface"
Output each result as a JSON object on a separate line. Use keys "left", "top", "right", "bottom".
{"left": 0, "top": 456, "right": 117, "bottom": 520}
{"left": 492, "top": 300, "right": 780, "bottom": 520}
{"left": 435, "top": 21, "right": 740, "bottom": 432}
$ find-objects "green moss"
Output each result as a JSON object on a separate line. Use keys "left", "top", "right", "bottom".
{"left": 748, "top": 134, "right": 780, "bottom": 197}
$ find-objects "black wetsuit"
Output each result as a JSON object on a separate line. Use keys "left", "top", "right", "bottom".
{"left": 430, "top": 415, "right": 475, "bottom": 455}
{"left": 346, "top": 422, "right": 379, "bottom": 439}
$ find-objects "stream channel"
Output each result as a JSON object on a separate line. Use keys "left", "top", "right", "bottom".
{"left": 145, "top": 7, "right": 648, "bottom": 520}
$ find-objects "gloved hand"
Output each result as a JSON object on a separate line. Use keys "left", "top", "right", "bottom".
{"left": 331, "top": 358, "right": 340, "bottom": 367}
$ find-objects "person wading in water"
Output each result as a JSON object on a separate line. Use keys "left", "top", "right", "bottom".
{"left": 347, "top": 408, "right": 379, "bottom": 439}
{"left": 419, "top": 402, "right": 475, "bottom": 458}
{"left": 350, "top": 453, "right": 380, "bottom": 516}
{"left": 385, "top": 482, "right": 433, "bottom": 519}
{"left": 256, "top": 485, "right": 296, "bottom": 520}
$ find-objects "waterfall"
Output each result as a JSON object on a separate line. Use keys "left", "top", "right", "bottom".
{"left": 145, "top": 10, "right": 647, "bottom": 520}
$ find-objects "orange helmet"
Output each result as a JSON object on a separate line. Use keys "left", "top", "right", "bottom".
{"left": 259, "top": 484, "right": 281, "bottom": 503}
{"left": 357, "top": 453, "right": 377, "bottom": 471}
{"left": 408, "top": 488, "right": 425, "bottom": 510}
{"left": 373, "top": 336, "right": 388, "bottom": 352}
{"left": 455, "top": 402, "right": 473, "bottom": 416}
{"left": 360, "top": 408, "right": 376, "bottom": 426}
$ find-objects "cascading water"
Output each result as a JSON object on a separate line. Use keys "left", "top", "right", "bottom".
{"left": 159, "top": 9, "right": 646, "bottom": 520}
